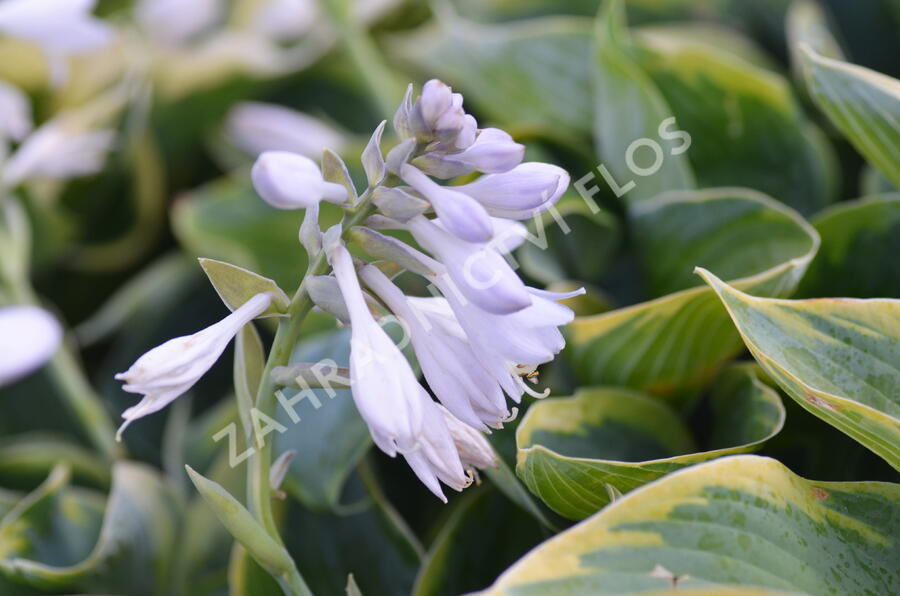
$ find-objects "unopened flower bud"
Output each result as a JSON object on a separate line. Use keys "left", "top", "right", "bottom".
{"left": 453, "top": 162, "right": 569, "bottom": 219}
{"left": 413, "top": 128, "right": 524, "bottom": 179}
{"left": 419, "top": 79, "right": 452, "bottom": 129}
{"left": 251, "top": 151, "right": 348, "bottom": 209}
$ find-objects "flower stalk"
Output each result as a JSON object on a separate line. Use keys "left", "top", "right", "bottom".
{"left": 246, "top": 184, "right": 383, "bottom": 545}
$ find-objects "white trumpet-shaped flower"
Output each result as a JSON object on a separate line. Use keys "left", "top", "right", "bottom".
{"left": 402, "top": 399, "right": 471, "bottom": 503}
{"left": 401, "top": 163, "right": 492, "bottom": 243}
{"left": 227, "top": 102, "right": 346, "bottom": 158}
{"left": 0, "top": 0, "right": 114, "bottom": 84}
{"left": 328, "top": 241, "right": 425, "bottom": 455}
{"left": 407, "top": 215, "right": 531, "bottom": 315}
{"left": 2, "top": 117, "right": 115, "bottom": 187}
{"left": 360, "top": 264, "right": 512, "bottom": 429}
{"left": 0, "top": 305, "right": 62, "bottom": 387}
{"left": 407, "top": 295, "right": 546, "bottom": 414}
{"left": 434, "top": 273, "right": 583, "bottom": 368}
{"left": 453, "top": 162, "right": 570, "bottom": 219}
{"left": 436, "top": 404, "right": 497, "bottom": 474}
{"left": 115, "top": 293, "right": 273, "bottom": 438}
{"left": 252, "top": 151, "right": 348, "bottom": 209}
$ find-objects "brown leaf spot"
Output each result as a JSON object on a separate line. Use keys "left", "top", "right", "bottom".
{"left": 805, "top": 394, "right": 840, "bottom": 411}
{"left": 811, "top": 487, "right": 829, "bottom": 500}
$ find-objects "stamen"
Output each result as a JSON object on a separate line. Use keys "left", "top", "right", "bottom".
{"left": 515, "top": 374, "right": 550, "bottom": 398}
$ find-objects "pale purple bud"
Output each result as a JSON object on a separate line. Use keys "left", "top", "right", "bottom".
{"left": 251, "top": 151, "right": 347, "bottom": 209}
{"left": 401, "top": 164, "right": 493, "bottom": 243}
{"left": 453, "top": 162, "right": 569, "bottom": 219}
{"left": 413, "top": 128, "right": 524, "bottom": 179}
{"left": 419, "top": 79, "right": 453, "bottom": 128}
{"left": 452, "top": 114, "right": 477, "bottom": 150}
{"left": 432, "top": 93, "right": 465, "bottom": 143}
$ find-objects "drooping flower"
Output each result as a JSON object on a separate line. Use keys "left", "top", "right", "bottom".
{"left": 406, "top": 215, "right": 531, "bottom": 315}
{"left": 115, "top": 293, "right": 273, "bottom": 438}
{"left": 436, "top": 403, "right": 497, "bottom": 475}
{"left": 327, "top": 240, "right": 425, "bottom": 455}
{"left": 359, "top": 264, "right": 513, "bottom": 429}
{"left": 0, "top": 0, "right": 114, "bottom": 84}
{"left": 401, "top": 400, "right": 472, "bottom": 503}
{"left": 226, "top": 102, "right": 346, "bottom": 158}
{"left": 407, "top": 294, "right": 549, "bottom": 414}
{"left": 433, "top": 272, "right": 583, "bottom": 368}
{"left": 2, "top": 117, "right": 115, "bottom": 187}
{"left": 251, "top": 151, "right": 348, "bottom": 209}
{"left": 0, "top": 305, "right": 62, "bottom": 387}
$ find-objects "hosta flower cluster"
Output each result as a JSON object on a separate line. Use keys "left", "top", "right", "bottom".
{"left": 115, "top": 79, "right": 579, "bottom": 500}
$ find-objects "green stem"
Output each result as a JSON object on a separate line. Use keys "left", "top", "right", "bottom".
{"left": 323, "top": 0, "right": 402, "bottom": 120}
{"left": 246, "top": 193, "right": 380, "bottom": 595}
{"left": 46, "top": 347, "right": 119, "bottom": 460}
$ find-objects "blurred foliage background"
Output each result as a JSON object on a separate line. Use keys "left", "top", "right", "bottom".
{"left": 0, "top": 0, "right": 897, "bottom": 595}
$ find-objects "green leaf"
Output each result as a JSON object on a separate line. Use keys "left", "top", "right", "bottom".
{"left": 593, "top": 0, "right": 695, "bottom": 203}
{"left": 185, "top": 466, "right": 301, "bottom": 585}
{"left": 568, "top": 188, "right": 818, "bottom": 400}
{"left": 274, "top": 329, "right": 371, "bottom": 510}
{"left": 390, "top": 13, "right": 594, "bottom": 135}
{"left": 199, "top": 258, "right": 290, "bottom": 317}
{"left": 801, "top": 46, "right": 900, "bottom": 188}
{"left": 516, "top": 365, "right": 784, "bottom": 520}
{"left": 631, "top": 22, "right": 836, "bottom": 214}
{"left": 485, "top": 454, "right": 559, "bottom": 531}
{"left": 479, "top": 455, "right": 900, "bottom": 595}
{"left": 786, "top": 0, "right": 844, "bottom": 88}
{"left": 0, "top": 434, "right": 110, "bottom": 489}
{"left": 797, "top": 195, "right": 900, "bottom": 298}
{"left": 413, "top": 488, "right": 546, "bottom": 596}
{"left": 698, "top": 268, "right": 900, "bottom": 471}
{"left": 0, "top": 462, "right": 182, "bottom": 595}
